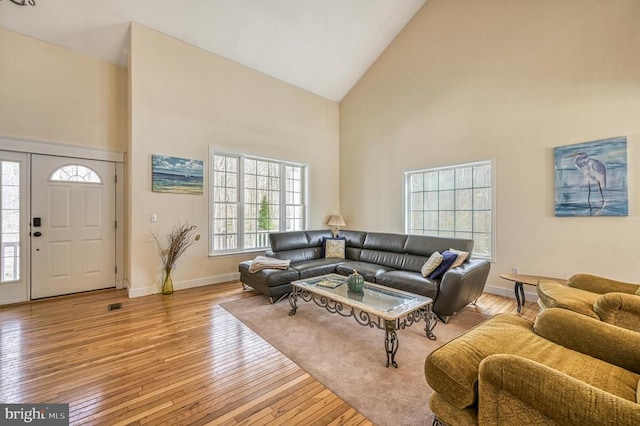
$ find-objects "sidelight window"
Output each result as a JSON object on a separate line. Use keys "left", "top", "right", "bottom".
{"left": 1, "top": 161, "right": 20, "bottom": 282}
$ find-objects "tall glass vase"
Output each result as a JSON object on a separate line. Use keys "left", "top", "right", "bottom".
{"left": 161, "top": 266, "right": 174, "bottom": 295}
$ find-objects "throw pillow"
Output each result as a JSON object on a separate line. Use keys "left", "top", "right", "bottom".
{"left": 324, "top": 238, "right": 346, "bottom": 259}
{"left": 421, "top": 251, "right": 443, "bottom": 277}
{"left": 322, "top": 236, "right": 346, "bottom": 257}
{"left": 448, "top": 248, "right": 469, "bottom": 269}
{"left": 428, "top": 250, "right": 459, "bottom": 280}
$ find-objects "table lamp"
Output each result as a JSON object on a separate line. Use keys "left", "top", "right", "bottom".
{"left": 327, "top": 215, "right": 346, "bottom": 237}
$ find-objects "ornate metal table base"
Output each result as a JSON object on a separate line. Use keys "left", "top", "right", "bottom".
{"left": 289, "top": 286, "right": 437, "bottom": 368}
{"left": 514, "top": 281, "right": 525, "bottom": 313}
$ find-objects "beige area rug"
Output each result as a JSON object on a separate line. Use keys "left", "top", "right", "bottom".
{"left": 221, "top": 295, "right": 490, "bottom": 426}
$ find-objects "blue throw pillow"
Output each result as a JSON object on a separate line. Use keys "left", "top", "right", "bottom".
{"left": 322, "top": 237, "right": 346, "bottom": 257}
{"left": 428, "top": 250, "right": 458, "bottom": 280}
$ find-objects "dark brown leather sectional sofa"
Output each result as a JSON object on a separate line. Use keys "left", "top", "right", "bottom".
{"left": 238, "top": 229, "right": 491, "bottom": 321}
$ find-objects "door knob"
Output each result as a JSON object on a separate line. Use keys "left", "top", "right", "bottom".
{"left": 33, "top": 231, "right": 42, "bottom": 237}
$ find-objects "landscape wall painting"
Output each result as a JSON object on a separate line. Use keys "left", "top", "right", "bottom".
{"left": 554, "top": 136, "right": 628, "bottom": 217}
{"left": 152, "top": 155, "right": 204, "bottom": 194}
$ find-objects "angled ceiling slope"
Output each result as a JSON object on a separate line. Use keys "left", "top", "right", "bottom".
{"left": 0, "top": 0, "right": 426, "bottom": 101}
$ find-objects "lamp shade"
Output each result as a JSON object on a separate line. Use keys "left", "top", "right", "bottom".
{"left": 327, "top": 215, "right": 346, "bottom": 227}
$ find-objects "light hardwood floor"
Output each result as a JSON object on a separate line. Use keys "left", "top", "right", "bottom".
{"left": 0, "top": 283, "right": 538, "bottom": 425}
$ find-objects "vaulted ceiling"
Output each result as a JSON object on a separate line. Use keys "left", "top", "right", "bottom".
{"left": 0, "top": 0, "right": 426, "bottom": 101}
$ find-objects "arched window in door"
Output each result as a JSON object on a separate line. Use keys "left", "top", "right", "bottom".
{"left": 49, "top": 165, "right": 102, "bottom": 183}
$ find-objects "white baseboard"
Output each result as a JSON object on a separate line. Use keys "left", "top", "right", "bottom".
{"left": 484, "top": 284, "right": 538, "bottom": 302}
{"left": 0, "top": 297, "right": 28, "bottom": 306}
{"left": 127, "top": 276, "right": 537, "bottom": 301}
{"left": 127, "top": 272, "right": 241, "bottom": 298}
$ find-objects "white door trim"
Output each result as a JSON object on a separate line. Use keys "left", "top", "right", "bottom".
{"left": 0, "top": 137, "right": 126, "bottom": 303}
{"left": 0, "top": 151, "right": 30, "bottom": 305}
{"left": 0, "top": 135, "right": 124, "bottom": 163}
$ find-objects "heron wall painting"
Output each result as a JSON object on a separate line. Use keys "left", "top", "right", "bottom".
{"left": 554, "top": 136, "right": 628, "bottom": 217}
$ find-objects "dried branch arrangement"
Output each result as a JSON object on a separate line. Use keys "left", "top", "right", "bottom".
{"left": 151, "top": 223, "right": 201, "bottom": 270}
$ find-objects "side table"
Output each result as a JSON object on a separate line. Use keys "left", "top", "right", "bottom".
{"left": 499, "top": 273, "right": 568, "bottom": 313}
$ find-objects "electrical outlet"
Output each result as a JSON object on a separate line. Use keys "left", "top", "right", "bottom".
{"left": 150, "top": 213, "right": 158, "bottom": 222}
{"left": 512, "top": 266, "right": 520, "bottom": 274}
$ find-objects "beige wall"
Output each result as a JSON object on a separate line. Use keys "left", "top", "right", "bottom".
{"left": 5, "top": 0, "right": 639, "bottom": 299}
{"left": 0, "top": 28, "right": 127, "bottom": 304}
{"left": 340, "top": 0, "right": 640, "bottom": 289}
{"left": 128, "top": 24, "right": 340, "bottom": 295}
{"left": 0, "top": 25, "right": 339, "bottom": 298}
{"left": 0, "top": 28, "right": 127, "bottom": 151}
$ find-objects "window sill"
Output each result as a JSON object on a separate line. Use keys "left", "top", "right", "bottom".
{"left": 209, "top": 248, "right": 268, "bottom": 258}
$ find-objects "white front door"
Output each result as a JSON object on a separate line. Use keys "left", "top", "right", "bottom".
{"left": 30, "top": 155, "right": 116, "bottom": 299}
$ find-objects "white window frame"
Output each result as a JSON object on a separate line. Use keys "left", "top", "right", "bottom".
{"left": 0, "top": 159, "right": 23, "bottom": 283}
{"left": 49, "top": 164, "right": 102, "bottom": 183}
{"left": 209, "top": 149, "right": 307, "bottom": 255}
{"left": 403, "top": 159, "right": 496, "bottom": 261}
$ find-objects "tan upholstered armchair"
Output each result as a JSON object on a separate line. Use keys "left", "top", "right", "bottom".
{"left": 425, "top": 308, "right": 640, "bottom": 425}
{"left": 537, "top": 274, "right": 640, "bottom": 332}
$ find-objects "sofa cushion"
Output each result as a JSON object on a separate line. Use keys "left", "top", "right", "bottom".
{"left": 345, "top": 247, "right": 362, "bottom": 261}
{"left": 421, "top": 251, "right": 443, "bottom": 277}
{"left": 425, "top": 313, "right": 640, "bottom": 410}
{"left": 402, "top": 253, "right": 428, "bottom": 273}
{"left": 428, "top": 251, "right": 458, "bottom": 280}
{"left": 270, "top": 231, "right": 308, "bottom": 251}
{"left": 335, "top": 261, "right": 393, "bottom": 283}
{"left": 404, "top": 234, "right": 438, "bottom": 257}
{"left": 360, "top": 249, "right": 405, "bottom": 270}
{"left": 376, "top": 270, "right": 438, "bottom": 299}
{"left": 306, "top": 230, "right": 333, "bottom": 247}
{"left": 363, "top": 232, "right": 407, "bottom": 253}
{"left": 238, "top": 260, "right": 299, "bottom": 287}
{"left": 405, "top": 234, "right": 474, "bottom": 262}
{"left": 270, "top": 247, "right": 322, "bottom": 264}
{"left": 291, "top": 258, "right": 342, "bottom": 279}
{"left": 339, "top": 230, "right": 367, "bottom": 248}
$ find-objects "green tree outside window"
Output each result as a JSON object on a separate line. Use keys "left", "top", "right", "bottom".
{"left": 258, "top": 195, "right": 271, "bottom": 231}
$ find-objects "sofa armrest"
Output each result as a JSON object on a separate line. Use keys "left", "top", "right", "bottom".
{"left": 568, "top": 273, "right": 639, "bottom": 295}
{"left": 479, "top": 354, "right": 640, "bottom": 426}
{"left": 533, "top": 308, "right": 640, "bottom": 374}
{"left": 536, "top": 279, "right": 599, "bottom": 318}
{"left": 594, "top": 292, "right": 640, "bottom": 332}
{"left": 433, "top": 259, "right": 490, "bottom": 317}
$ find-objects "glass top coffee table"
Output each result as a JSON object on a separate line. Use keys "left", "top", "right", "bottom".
{"left": 289, "top": 273, "right": 437, "bottom": 368}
